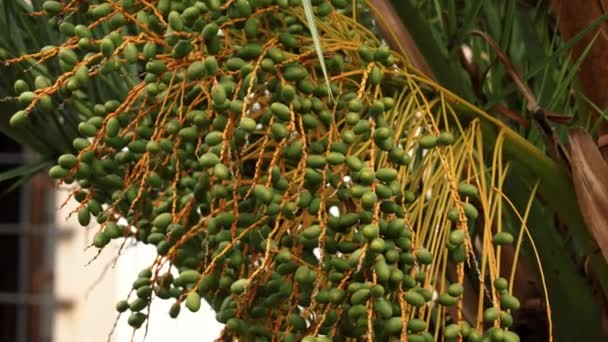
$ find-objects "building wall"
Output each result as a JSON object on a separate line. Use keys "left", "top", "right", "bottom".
{"left": 53, "top": 189, "right": 223, "bottom": 342}
{"left": 53, "top": 187, "right": 117, "bottom": 342}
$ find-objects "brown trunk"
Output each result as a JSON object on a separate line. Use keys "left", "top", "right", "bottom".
{"left": 549, "top": 0, "right": 608, "bottom": 158}
{"left": 549, "top": 2, "right": 608, "bottom": 332}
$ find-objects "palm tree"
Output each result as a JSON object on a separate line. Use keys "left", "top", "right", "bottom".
{"left": 2, "top": 1, "right": 607, "bottom": 341}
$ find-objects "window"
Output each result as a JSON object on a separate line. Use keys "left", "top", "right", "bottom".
{"left": 0, "top": 132, "right": 55, "bottom": 342}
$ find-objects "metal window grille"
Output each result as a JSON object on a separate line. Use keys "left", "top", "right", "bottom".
{"left": 0, "top": 133, "right": 56, "bottom": 342}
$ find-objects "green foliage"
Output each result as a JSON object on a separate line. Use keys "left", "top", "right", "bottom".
{"left": 3, "top": 0, "right": 607, "bottom": 341}
{"left": 389, "top": 1, "right": 608, "bottom": 340}
{"left": 0, "top": 0, "right": 137, "bottom": 183}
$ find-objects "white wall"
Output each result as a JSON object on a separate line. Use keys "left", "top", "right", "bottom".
{"left": 53, "top": 187, "right": 117, "bottom": 342}
{"left": 113, "top": 243, "right": 224, "bottom": 342}
{"left": 53, "top": 188, "right": 223, "bottom": 342}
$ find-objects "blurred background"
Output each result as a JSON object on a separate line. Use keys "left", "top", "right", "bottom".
{"left": 0, "top": 131, "right": 223, "bottom": 342}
